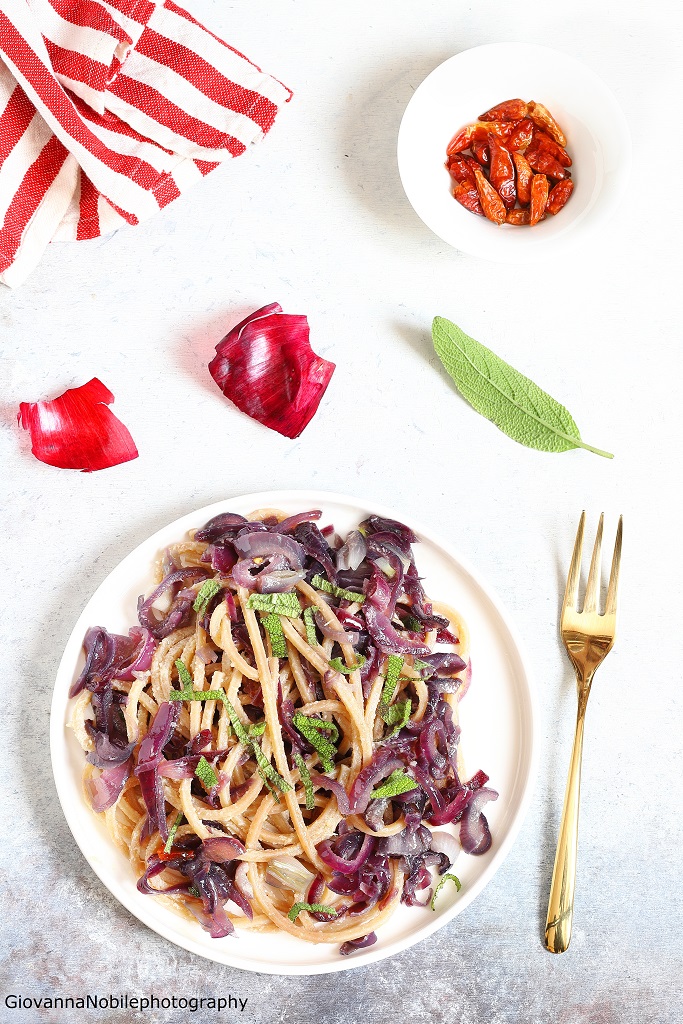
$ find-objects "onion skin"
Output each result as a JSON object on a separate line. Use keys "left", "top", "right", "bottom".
{"left": 18, "top": 377, "right": 138, "bottom": 472}
{"left": 208, "top": 303, "right": 335, "bottom": 438}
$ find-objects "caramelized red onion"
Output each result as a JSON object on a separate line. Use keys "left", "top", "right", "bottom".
{"left": 202, "top": 836, "right": 246, "bottom": 863}
{"left": 460, "top": 787, "right": 498, "bottom": 854}
{"left": 137, "top": 567, "right": 209, "bottom": 640}
{"left": 86, "top": 759, "right": 131, "bottom": 812}
{"left": 194, "top": 513, "right": 248, "bottom": 543}
{"left": 276, "top": 510, "right": 322, "bottom": 533}
{"left": 340, "top": 932, "right": 377, "bottom": 955}
{"left": 363, "top": 605, "right": 431, "bottom": 658}
{"left": 336, "top": 530, "right": 367, "bottom": 571}
{"left": 134, "top": 701, "right": 180, "bottom": 840}
{"left": 317, "top": 833, "right": 375, "bottom": 874}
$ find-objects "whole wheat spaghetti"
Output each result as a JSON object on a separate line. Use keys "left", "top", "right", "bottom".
{"left": 70, "top": 508, "right": 497, "bottom": 953}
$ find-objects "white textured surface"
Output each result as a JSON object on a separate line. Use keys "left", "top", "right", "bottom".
{"left": 1, "top": 0, "right": 682, "bottom": 1021}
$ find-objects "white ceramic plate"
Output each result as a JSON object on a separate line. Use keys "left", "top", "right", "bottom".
{"left": 51, "top": 490, "right": 537, "bottom": 975}
{"left": 397, "top": 43, "right": 631, "bottom": 262}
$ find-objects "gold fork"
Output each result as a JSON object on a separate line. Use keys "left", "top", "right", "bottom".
{"left": 544, "top": 511, "right": 623, "bottom": 954}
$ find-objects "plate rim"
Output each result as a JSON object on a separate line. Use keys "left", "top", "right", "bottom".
{"left": 50, "top": 488, "right": 539, "bottom": 975}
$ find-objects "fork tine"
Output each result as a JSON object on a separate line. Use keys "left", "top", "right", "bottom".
{"left": 583, "top": 513, "right": 604, "bottom": 613}
{"left": 563, "top": 511, "right": 585, "bottom": 613}
{"left": 605, "top": 516, "right": 623, "bottom": 616}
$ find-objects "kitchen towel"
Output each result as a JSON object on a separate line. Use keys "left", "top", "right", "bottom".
{"left": 0, "top": 0, "right": 291, "bottom": 288}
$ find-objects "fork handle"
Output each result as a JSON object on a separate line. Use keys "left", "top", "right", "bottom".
{"left": 544, "top": 701, "right": 587, "bottom": 953}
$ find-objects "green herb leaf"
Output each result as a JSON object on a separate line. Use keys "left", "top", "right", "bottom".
{"left": 195, "top": 756, "right": 218, "bottom": 790}
{"left": 164, "top": 812, "right": 184, "bottom": 853}
{"left": 288, "top": 901, "right": 338, "bottom": 922}
{"left": 310, "top": 574, "right": 365, "bottom": 604}
{"left": 261, "top": 613, "right": 288, "bottom": 658}
{"left": 380, "top": 698, "right": 412, "bottom": 736}
{"left": 251, "top": 742, "right": 292, "bottom": 793}
{"left": 412, "top": 658, "right": 431, "bottom": 672}
{"left": 380, "top": 655, "right": 404, "bottom": 706}
{"left": 329, "top": 655, "right": 366, "bottom": 675}
{"left": 431, "top": 872, "right": 462, "bottom": 910}
{"left": 299, "top": 715, "right": 340, "bottom": 743}
{"left": 175, "top": 659, "right": 193, "bottom": 690}
{"left": 247, "top": 593, "right": 302, "bottom": 617}
{"left": 303, "top": 606, "right": 318, "bottom": 646}
{"left": 193, "top": 579, "right": 222, "bottom": 613}
{"left": 293, "top": 753, "right": 315, "bottom": 810}
{"left": 248, "top": 721, "right": 266, "bottom": 738}
{"left": 403, "top": 614, "right": 423, "bottom": 632}
{"left": 258, "top": 770, "right": 281, "bottom": 802}
{"left": 371, "top": 769, "right": 418, "bottom": 799}
{"left": 292, "top": 713, "right": 338, "bottom": 771}
{"left": 432, "top": 317, "right": 613, "bottom": 459}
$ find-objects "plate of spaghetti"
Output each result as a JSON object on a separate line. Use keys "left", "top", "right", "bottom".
{"left": 51, "top": 491, "right": 536, "bottom": 974}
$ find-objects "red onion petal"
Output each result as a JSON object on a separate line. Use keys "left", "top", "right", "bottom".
{"left": 317, "top": 833, "right": 375, "bottom": 874}
{"left": 86, "top": 759, "right": 131, "bottom": 812}
{"left": 234, "top": 531, "right": 305, "bottom": 567}
{"left": 276, "top": 510, "right": 322, "bottom": 532}
{"left": 340, "top": 932, "right": 377, "bottom": 955}
{"left": 460, "top": 787, "right": 498, "bottom": 854}
{"left": 18, "top": 378, "right": 138, "bottom": 472}
{"left": 363, "top": 605, "right": 431, "bottom": 658}
{"left": 208, "top": 304, "right": 335, "bottom": 439}
{"left": 429, "top": 829, "right": 461, "bottom": 867}
{"left": 202, "top": 836, "right": 246, "bottom": 863}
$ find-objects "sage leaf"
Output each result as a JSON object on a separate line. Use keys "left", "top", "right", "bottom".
{"left": 432, "top": 317, "right": 613, "bottom": 459}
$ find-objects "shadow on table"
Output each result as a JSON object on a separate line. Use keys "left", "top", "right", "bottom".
{"left": 336, "top": 47, "right": 452, "bottom": 242}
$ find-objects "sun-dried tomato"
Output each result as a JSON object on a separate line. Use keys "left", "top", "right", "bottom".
{"left": 506, "top": 117, "right": 535, "bottom": 151}
{"left": 546, "top": 179, "right": 574, "bottom": 215}
{"left": 533, "top": 130, "right": 572, "bottom": 167}
{"left": 447, "top": 120, "right": 513, "bottom": 154}
{"left": 506, "top": 208, "right": 530, "bottom": 225}
{"left": 479, "top": 98, "right": 528, "bottom": 121}
{"left": 525, "top": 146, "right": 568, "bottom": 180}
{"left": 527, "top": 101, "right": 567, "bottom": 146}
{"left": 452, "top": 180, "right": 484, "bottom": 216}
{"left": 529, "top": 173, "right": 549, "bottom": 225}
{"left": 473, "top": 166, "right": 506, "bottom": 224}
{"left": 471, "top": 140, "right": 490, "bottom": 166}
{"left": 446, "top": 155, "right": 476, "bottom": 185}
{"left": 444, "top": 98, "right": 573, "bottom": 226}
{"left": 488, "top": 134, "right": 516, "bottom": 210}
{"left": 512, "top": 152, "right": 533, "bottom": 206}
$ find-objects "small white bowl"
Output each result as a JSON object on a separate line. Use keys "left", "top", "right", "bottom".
{"left": 397, "top": 43, "right": 631, "bottom": 262}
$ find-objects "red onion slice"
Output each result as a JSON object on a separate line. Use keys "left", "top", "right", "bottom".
{"left": 18, "top": 378, "right": 138, "bottom": 472}
{"left": 429, "top": 829, "right": 462, "bottom": 867}
{"left": 86, "top": 759, "right": 131, "bottom": 812}
{"left": 233, "top": 531, "right": 305, "bottom": 568}
{"left": 208, "top": 303, "right": 335, "bottom": 438}
{"left": 317, "top": 833, "right": 375, "bottom": 874}
{"left": 460, "top": 787, "right": 498, "bottom": 854}
{"left": 202, "top": 836, "right": 246, "bottom": 863}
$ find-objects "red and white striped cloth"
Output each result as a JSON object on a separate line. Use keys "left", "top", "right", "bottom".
{"left": 0, "top": 0, "right": 291, "bottom": 287}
